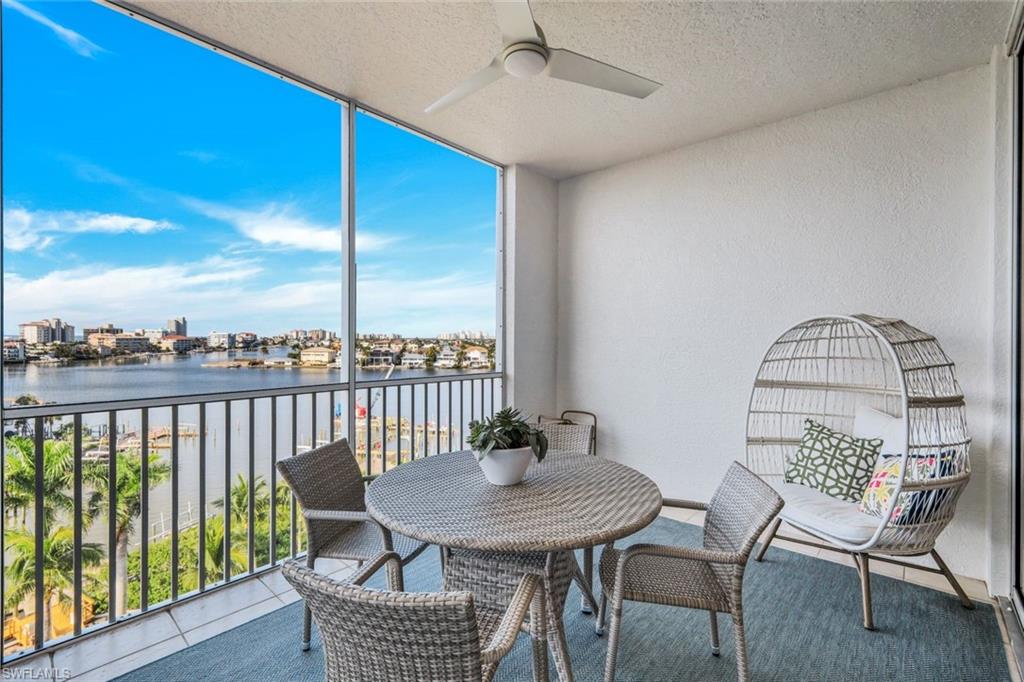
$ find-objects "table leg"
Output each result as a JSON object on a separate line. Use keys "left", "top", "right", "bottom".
{"left": 544, "top": 551, "right": 575, "bottom": 682}
{"left": 442, "top": 548, "right": 578, "bottom": 682}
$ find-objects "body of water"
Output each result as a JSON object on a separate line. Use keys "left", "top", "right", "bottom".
{"left": 3, "top": 349, "right": 499, "bottom": 550}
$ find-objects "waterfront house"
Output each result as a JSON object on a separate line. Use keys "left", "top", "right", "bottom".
{"left": 7, "top": 3, "right": 1024, "bottom": 682}
{"left": 299, "top": 347, "right": 337, "bottom": 366}
{"left": 2, "top": 340, "right": 25, "bottom": 363}
{"left": 366, "top": 348, "right": 396, "bottom": 368}
{"left": 435, "top": 345, "right": 459, "bottom": 369}
{"left": 400, "top": 352, "right": 427, "bottom": 369}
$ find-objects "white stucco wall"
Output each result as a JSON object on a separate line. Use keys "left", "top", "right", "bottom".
{"left": 555, "top": 65, "right": 1009, "bottom": 586}
{"left": 505, "top": 165, "right": 558, "bottom": 419}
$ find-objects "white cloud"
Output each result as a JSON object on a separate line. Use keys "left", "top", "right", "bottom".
{"left": 357, "top": 272, "right": 495, "bottom": 336}
{"left": 3, "top": 0, "right": 105, "bottom": 58}
{"left": 185, "top": 198, "right": 398, "bottom": 253}
{"left": 3, "top": 257, "right": 264, "bottom": 330}
{"left": 4, "top": 207, "right": 175, "bottom": 252}
{"left": 4, "top": 259, "right": 494, "bottom": 338}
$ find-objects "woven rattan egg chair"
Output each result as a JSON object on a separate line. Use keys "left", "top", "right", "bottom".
{"left": 746, "top": 314, "right": 973, "bottom": 629}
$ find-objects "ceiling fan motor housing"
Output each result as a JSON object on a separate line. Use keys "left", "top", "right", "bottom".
{"left": 503, "top": 42, "right": 548, "bottom": 78}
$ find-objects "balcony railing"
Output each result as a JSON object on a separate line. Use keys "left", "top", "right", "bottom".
{"left": 1, "top": 372, "right": 501, "bottom": 663}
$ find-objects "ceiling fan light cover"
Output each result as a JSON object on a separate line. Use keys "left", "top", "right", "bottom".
{"left": 504, "top": 48, "right": 547, "bottom": 78}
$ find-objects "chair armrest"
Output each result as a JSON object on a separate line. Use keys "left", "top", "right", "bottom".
{"left": 301, "top": 509, "right": 395, "bottom": 551}
{"left": 619, "top": 543, "right": 742, "bottom": 569}
{"left": 662, "top": 498, "right": 707, "bottom": 511}
{"left": 480, "top": 574, "right": 541, "bottom": 665}
{"left": 348, "top": 551, "right": 402, "bottom": 587}
{"left": 302, "top": 509, "right": 371, "bottom": 523}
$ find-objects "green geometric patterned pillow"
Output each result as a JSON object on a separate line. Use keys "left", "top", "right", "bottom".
{"left": 784, "top": 419, "right": 884, "bottom": 502}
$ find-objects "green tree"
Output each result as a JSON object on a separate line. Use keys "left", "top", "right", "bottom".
{"left": 213, "top": 474, "right": 272, "bottom": 526}
{"left": 4, "top": 526, "right": 102, "bottom": 641}
{"left": 4, "top": 436, "right": 75, "bottom": 529}
{"left": 203, "top": 515, "right": 248, "bottom": 581}
{"left": 425, "top": 346, "right": 438, "bottom": 369}
{"left": 84, "top": 451, "right": 171, "bottom": 616}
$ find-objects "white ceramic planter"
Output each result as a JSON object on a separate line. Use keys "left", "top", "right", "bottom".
{"left": 476, "top": 446, "right": 534, "bottom": 486}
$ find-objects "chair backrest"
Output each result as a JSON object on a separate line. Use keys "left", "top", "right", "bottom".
{"left": 704, "top": 462, "right": 784, "bottom": 593}
{"left": 538, "top": 422, "right": 595, "bottom": 455}
{"left": 282, "top": 561, "right": 484, "bottom": 682}
{"left": 276, "top": 440, "right": 365, "bottom": 553}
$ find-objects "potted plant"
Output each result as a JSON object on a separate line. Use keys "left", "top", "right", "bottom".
{"left": 468, "top": 407, "right": 548, "bottom": 486}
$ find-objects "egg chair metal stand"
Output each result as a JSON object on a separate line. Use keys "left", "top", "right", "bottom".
{"left": 745, "top": 314, "right": 974, "bottom": 630}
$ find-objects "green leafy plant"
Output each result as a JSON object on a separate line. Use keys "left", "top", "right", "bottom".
{"left": 468, "top": 407, "right": 548, "bottom": 463}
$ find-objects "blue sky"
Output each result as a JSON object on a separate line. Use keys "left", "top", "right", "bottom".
{"left": 2, "top": 0, "right": 497, "bottom": 338}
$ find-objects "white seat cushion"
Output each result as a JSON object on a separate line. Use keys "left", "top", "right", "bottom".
{"left": 777, "top": 482, "right": 881, "bottom": 544}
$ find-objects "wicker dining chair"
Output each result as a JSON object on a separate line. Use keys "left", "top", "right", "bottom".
{"left": 282, "top": 553, "right": 540, "bottom": 682}
{"left": 276, "top": 439, "right": 429, "bottom": 651}
{"left": 538, "top": 413, "right": 599, "bottom": 614}
{"left": 597, "top": 462, "right": 783, "bottom": 682}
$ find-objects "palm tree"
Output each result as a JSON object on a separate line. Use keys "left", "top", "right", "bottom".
{"left": 4, "top": 525, "right": 102, "bottom": 642}
{"left": 212, "top": 474, "right": 271, "bottom": 526}
{"left": 4, "top": 436, "right": 75, "bottom": 529}
{"left": 84, "top": 450, "right": 171, "bottom": 616}
{"left": 202, "top": 515, "right": 247, "bottom": 581}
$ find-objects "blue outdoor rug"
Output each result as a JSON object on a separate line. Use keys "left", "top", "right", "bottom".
{"left": 120, "top": 517, "right": 1009, "bottom": 681}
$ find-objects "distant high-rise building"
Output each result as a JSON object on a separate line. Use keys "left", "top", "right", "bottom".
{"left": 83, "top": 323, "right": 123, "bottom": 341}
{"left": 207, "top": 331, "right": 235, "bottom": 349}
{"left": 167, "top": 317, "right": 187, "bottom": 337}
{"left": 137, "top": 328, "right": 167, "bottom": 343}
{"left": 19, "top": 318, "right": 74, "bottom": 343}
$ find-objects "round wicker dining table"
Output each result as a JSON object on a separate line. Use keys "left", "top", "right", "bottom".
{"left": 366, "top": 450, "right": 662, "bottom": 682}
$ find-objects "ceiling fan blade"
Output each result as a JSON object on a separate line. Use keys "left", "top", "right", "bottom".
{"left": 494, "top": 0, "right": 541, "bottom": 45}
{"left": 425, "top": 58, "right": 506, "bottom": 114}
{"left": 547, "top": 48, "right": 661, "bottom": 99}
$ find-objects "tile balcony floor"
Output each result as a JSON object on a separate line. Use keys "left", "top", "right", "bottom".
{"left": 7, "top": 510, "right": 1019, "bottom": 681}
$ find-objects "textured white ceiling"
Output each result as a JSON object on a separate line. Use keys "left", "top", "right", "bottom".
{"left": 127, "top": 1, "right": 1012, "bottom": 179}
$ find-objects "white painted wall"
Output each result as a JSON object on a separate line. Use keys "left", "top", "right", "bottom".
{"left": 555, "top": 64, "right": 1010, "bottom": 586}
{"left": 505, "top": 165, "right": 558, "bottom": 420}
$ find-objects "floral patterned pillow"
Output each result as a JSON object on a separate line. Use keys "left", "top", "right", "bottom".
{"left": 859, "top": 453, "right": 955, "bottom": 525}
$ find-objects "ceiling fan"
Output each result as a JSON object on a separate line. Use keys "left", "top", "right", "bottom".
{"left": 425, "top": 0, "right": 661, "bottom": 114}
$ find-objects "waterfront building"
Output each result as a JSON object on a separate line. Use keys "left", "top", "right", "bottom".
{"left": 400, "top": 352, "right": 426, "bottom": 368}
{"left": 88, "top": 333, "right": 151, "bottom": 352}
{"left": 366, "top": 348, "right": 395, "bottom": 368}
{"left": 138, "top": 328, "right": 167, "bottom": 343}
{"left": 19, "top": 321, "right": 52, "bottom": 344}
{"left": 167, "top": 317, "right": 187, "bottom": 337}
{"left": 465, "top": 346, "right": 490, "bottom": 368}
{"left": 435, "top": 345, "right": 459, "bottom": 369}
{"left": 299, "top": 347, "right": 336, "bottom": 366}
{"left": 288, "top": 329, "right": 308, "bottom": 341}
{"left": 83, "top": 323, "right": 123, "bottom": 341}
{"left": 19, "top": 318, "right": 74, "bottom": 343}
{"left": 236, "top": 331, "right": 258, "bottom": 347}
{"left": 3, "top": 340, "right": 26, "bottom": 363}
{"left": 159, "top": 335, "right": 193, "bottom": 353}
{"left": 207, "top": 331, "right": 236, "bottom": 349}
